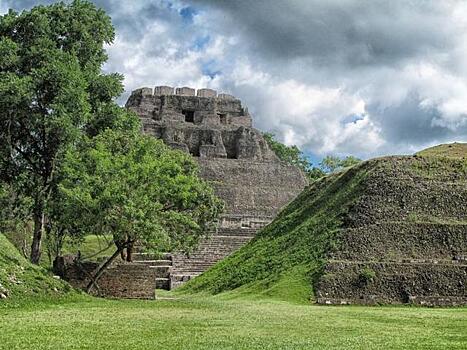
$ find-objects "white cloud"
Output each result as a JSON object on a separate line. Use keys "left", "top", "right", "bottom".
{"left": 4, "top": 0, "right": 467, "bottom": 158}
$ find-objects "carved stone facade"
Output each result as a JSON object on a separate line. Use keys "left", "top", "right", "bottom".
{"left": 125, "top": 86, "right": 275, "bottom": 161}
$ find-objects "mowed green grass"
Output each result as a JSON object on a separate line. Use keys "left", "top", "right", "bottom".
{"left": 1, "top": 295, "right": 466, "bottom": 350}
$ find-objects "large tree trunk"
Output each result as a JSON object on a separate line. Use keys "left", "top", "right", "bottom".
{"left": 115, "top": 239, "right": 126, "bottom": 260}
{"left": 126, "top": 240, "right": 134, "bottom": 262}
{"left": 30, "top": 210, "right": 45, "bottom": 264}
{"left": 86, "top": 246, "right": 124, "bottom": 294}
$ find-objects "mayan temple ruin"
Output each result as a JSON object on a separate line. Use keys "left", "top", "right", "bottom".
{"left": 122, "top": 85, "right": 307, "bottom": 290}
{"left": 60, "top": 85, "right": 306, "bottom": 297}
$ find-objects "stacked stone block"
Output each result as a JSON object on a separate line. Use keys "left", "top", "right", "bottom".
{"left": 316, "top": 157, "right": 467, "bottom": 306}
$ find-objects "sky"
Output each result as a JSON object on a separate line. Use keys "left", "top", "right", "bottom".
{"left": 2, "top": 0, "right": 467, "bottom": 161}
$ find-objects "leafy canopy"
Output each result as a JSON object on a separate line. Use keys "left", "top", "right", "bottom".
{"left": 263, "top": 132, "right": 325, "bottom": 181}
{"left": 263, "top": 133, "right": 361, "bottom": 181}
{"left": 60, "top": 130, "right": 224, "bottom": 255}
{"left": 0, "top": 0, "right": 139, "bottom": 262}
{"left": 319, "top": 155, "right": 361, "bottom": 173}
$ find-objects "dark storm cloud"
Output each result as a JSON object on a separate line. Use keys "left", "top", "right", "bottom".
{"left": 192, "top": 0, "right": 457, "bottom": 68}
{"left": 368, "top": 93, "right": 467, "bottom": 146}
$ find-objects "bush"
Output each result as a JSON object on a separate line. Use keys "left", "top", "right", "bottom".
{"left": 358, "top": 267, "right": 376, "bottom": 286}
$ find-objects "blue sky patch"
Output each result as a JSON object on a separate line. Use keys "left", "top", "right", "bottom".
{"left": 180, "top": 6, "right": 196, "bottom": 24}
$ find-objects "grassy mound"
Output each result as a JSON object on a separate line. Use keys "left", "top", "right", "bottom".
{"left": 182, "top": 145, "right": 467, "bottom": 304}
{"left": 181, "top": 162, "right": 369, "bottom": 303}
{"left": 0, "top": 234, "right": 74, "bottom": 303}
{"left": 417, "top": 142, "right": 466, "bottom": 159}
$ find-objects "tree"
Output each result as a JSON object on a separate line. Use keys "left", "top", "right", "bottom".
{"left": 0, "top": 1, "right": 137, "bottom": 263}
{"left": 59, "top": 130, "right": 224, "bottom": 293}
{"left": 319, "top": 156, "right": 342, "bottom": 173}
{"left": 320, "top": 155, "right": 361, "bottom": 173}
{"left": 0, "top": 180, "right": 33, "bottom": 258}
{"left": 263, "top": 132, "right": 325, "bottom": 182}
{"left": 340, "top": 155, "right": 361, "bottom": 168}
{"left": 264, "top": 133, "right": 362, "bottom": 179}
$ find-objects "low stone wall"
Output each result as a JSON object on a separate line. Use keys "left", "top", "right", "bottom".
{"left": 63, "top": 260, "right": 158, "bottom": 299}
{"left": 317, "top": 261, "right": 467, "bottom": 305}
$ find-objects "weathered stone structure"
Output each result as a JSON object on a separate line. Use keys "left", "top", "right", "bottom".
{"left": 316, "top": 156, "right": 467, "bottom": 306}
{"left": 125, "top": 86, "right": 307, "bottom": 290}
{"left": 61, "top": 86, "right": 306, "bottom": 298}
{"left": 125, "top": 86, "right": 273, "bottom": 160}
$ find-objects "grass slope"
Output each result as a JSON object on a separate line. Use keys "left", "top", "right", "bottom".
{"left": 181, "top": 162, "right": 370, "bottom": 303}
{"left": 182, "top": 143, "right": 467, "bottom": 302}
{"left": 0, "top": 234, "right": 74, "bottom": 304}
{"left": 0, "top": 296, "right": 466, "bottom": 350}
{"left": 417, "top": 142, "right": 467, "bottom": 159}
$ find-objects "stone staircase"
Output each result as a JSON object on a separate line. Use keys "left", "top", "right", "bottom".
{"left": 63, "top": 217, "right": 271, "bottom": 297}
{"left": 169, "top": 227, "right": 257, "bottom": 289}
{"left": 127, "top": 227, "right": 259, "bottom": 291}
{"left": 132, "top": 253, "right": 173, "bottom": 290}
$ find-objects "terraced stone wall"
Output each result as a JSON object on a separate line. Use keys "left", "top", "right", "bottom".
{"left": 316, "top": 157, "right": 467, "bottom": 306}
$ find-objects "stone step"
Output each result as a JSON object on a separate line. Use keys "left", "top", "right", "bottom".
{"left": 134, "top": 259, "right": 173, "bottom": 267}
{"left": 155, "top": 278, "right": 170, "bottom": 290}
{"left": 132, "top": 253, "right": 172, "bottom": 261}
{"left": 333, "top": 222, "right": 467, "bottom": 262}
{"left": 169, "top": 273, "right": 200, "bottom": 289}
{"left": 328, "top": 259, "right": 467, "bottom": 266}
{"left": 210, "top": 228, "right": 258, "bottom": 237}
{"left": 167, "top": 230, "right": 257, "bottom": 289}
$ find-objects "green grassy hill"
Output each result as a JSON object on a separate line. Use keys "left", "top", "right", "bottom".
{"left": 417, "top": 142, "right": 466, "bottom": 159}
{"left": 182, "top": 145, "right": 467, "bottom": 305}
{"left": 181, "top": 162, "right": 368, "bottom": 303}
{"left": 0, "top": 234, "right": 73, "bottom": 303}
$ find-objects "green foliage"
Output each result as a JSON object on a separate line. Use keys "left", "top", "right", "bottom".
{"left": 263, "top": 133, "right": 361, "bottom": 183}
{"left": 59, "top": 130, "right": 224, "bottom": 256}
{"left": 183, "top": 162, "right": 369, "bottom": 302}
{"left": 320, "top": 155, "right": 362, "bottom": 173}
{"left": 0, "top": 1, "right": 140, "bottom": 263}
{"left": 61, "top": 235, "right": 114, "bottom": 261}
{"left": 358, "top": 267, "right": 376, "bottom": 286}
{"left": 263, "top": 133, "right": 325, "bottom": 182}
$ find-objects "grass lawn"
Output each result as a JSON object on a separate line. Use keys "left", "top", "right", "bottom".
{"left": 1, "top": 294, "right": 466, "bottom": 350}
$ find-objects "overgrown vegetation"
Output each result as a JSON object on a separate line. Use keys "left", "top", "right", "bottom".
{"left": 0, "top": 0, "right": 138, "bottom": 264}
{"left": 60, "top": 129, "right": 223, "bottom": 292}
{"left": 358, "top": 267, "right": 376, "bottom": 286}
{"left": 182, "top": 150, "right": 467, "bottom": 302}
{"left": 0, "top": 0, "right": 222, "bottom": 284}
{"left": 0, "top": 234, "right": 74, "bottom": 302}
{"left": 182, "top": 161, "right": 370, "bottom": 302}
{"left": 263, "top": 132, "right": 361, "bottom": 182}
